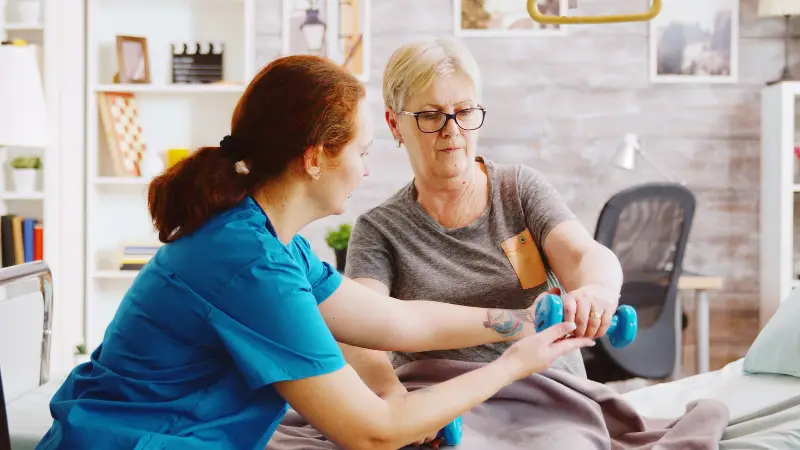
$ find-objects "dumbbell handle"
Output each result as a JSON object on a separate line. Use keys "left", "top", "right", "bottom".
{"left": 534, "top": 294, "right": 638, "bottom": 348}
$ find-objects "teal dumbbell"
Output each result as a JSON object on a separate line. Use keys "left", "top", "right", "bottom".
{"left": 534, "top": 294, "right": 638, "bottom": 348}
{"left": 434, "top": 416, "right": 462, "bottom": 447}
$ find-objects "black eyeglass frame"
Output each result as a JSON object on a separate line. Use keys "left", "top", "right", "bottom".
{"left": 399, "top": 107, "right": 487, "bottom": 134}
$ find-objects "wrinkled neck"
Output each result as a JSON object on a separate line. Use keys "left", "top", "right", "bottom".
{"left": 414, "top": 163, "right": 488, "bottom": 229}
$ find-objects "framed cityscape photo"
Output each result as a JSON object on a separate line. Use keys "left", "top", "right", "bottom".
{"left": 649, "top": 0, "right": 739, "bottom": 83}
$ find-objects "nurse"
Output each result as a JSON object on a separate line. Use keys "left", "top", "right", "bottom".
{"left": 36, "top": 55, "right": 594, "bottom": 450}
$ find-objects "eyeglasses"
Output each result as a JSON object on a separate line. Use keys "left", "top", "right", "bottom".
{"left": 399, "top": 107, "right": 487, "bottom": 133}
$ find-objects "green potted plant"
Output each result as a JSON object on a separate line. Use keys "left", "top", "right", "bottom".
{"left": 325, "top": 223, "right": 352, "bottom": 273}
{"left": 9, "top": 156, "right": 42, "bottom": 192}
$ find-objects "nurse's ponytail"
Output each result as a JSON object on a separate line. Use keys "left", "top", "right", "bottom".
{"left": 147, "top": 55, "right": 365, "bottom": 243}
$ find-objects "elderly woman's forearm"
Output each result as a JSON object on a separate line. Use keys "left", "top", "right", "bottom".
{"left": 338, "top": 342, "right": 403, "bottom": 397}
{"left": 390, "top": 301, "right": 533, "bottom": 352}
{"left": 321, "top": 277, "right": 533, "bottom": 353}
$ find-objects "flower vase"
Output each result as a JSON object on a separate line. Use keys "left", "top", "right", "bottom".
{"left": 335, "top": 248, "right": 347, "bottom": 273}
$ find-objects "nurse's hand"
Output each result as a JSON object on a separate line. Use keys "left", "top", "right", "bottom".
{"left": 499, "top": 321, "right": 595, "bottom": 380}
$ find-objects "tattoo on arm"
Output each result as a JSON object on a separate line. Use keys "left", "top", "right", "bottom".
{"left": 482, "top": 309, "right": 534, "bottom": 337}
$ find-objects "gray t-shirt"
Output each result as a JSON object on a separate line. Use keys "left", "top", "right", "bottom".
{"left": 345, "top": 157, "right": 586, "bottom": 377}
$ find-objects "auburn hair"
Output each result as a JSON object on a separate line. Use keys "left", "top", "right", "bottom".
{"left": 148, "top": 55, "right": 366, "bottom": 243}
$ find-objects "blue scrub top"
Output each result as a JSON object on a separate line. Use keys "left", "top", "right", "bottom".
{"left": 36, "top": 196, "right": 347, "bottom": 450}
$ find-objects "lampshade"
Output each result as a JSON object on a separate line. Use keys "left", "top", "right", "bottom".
{"left": 758, "top": 0, "right": 800, "bottom": 16}
{"left": 0, "top": 45, "right": 48, "bottom": 148}
{"left": 611, "top": 133, "right": 641, "bottom": 170}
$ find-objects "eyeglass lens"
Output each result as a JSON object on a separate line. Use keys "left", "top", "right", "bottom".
{"left": 417, "top": 109, "right": 484, "bottom": 133}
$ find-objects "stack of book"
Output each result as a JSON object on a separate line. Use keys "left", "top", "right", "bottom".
{"left": 119, "top": 243, "right": 161, "bottom": 271}
{"left": 0, "top": 214, "right": 43, "bottom": 267}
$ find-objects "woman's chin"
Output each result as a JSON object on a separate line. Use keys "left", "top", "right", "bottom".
{"left": 432, "top": 157, "right": 471, "bottom": 178}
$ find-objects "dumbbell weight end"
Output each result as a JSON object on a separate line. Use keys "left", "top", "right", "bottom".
{"left": 435, "top": 416, "right": 463, "bottom": 447}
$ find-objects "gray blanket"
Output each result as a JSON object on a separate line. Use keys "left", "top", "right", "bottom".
{"left": 267, "top": 360, "right": 729, "bottom": 449}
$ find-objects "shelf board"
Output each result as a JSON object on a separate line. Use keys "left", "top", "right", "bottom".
{"left": 93, "top": 83, "right": 246, "bottom": 94}
{"left": 93, "top": 270, "right": 138, "bottom": 279}
{"left": 794, "top": 184, "right": 800, "bottom": 192}
{"left": 0, "top": 192, "right": 44, "bottom": 200}
{"left": 93, "top": 177, "right": 151, "bottom": 186}
{"left": 4, "top": 23, "right": 43, "bottom": 31}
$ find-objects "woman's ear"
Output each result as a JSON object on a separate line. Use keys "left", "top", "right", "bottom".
{"left": 303, "top": 145, "right": 323, "bottom": 180}
{"left": 384, "top": 108, "right": 401, "bottom": 143}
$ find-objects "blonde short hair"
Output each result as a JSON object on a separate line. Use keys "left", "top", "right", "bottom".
{"left": 382, "top": 37, "right": 482, "bottom": 113}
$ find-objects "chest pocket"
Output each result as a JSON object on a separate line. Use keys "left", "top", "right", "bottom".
{"left": 500, "top": 228, "right": 547, "bottom": 289}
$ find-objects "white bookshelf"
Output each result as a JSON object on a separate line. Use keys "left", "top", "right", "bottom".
{"left": 84, "top": 0, "right": 256, "bottom": 349}
{"left": 1, "top": 1, "right": 53, "bottom": 290}
{"left": 759, "top": 81, "right": 800, "bottom": 329}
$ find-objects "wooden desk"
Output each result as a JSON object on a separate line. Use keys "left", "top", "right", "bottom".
{"left": 678, "top": 272, "right": 724, "bottom": 374}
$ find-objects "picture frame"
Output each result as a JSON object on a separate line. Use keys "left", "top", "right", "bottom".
{"left": 97, "top": 92, "right": 146, "bottom": 177}
{"left": 454, "top": 0, "right": 569, "bottom": 37}
{"left": 115, "top": 35, "right": 151, "bottom": 84}
{"left": 649, "top": 0, "right": 739, "bottom": 84}
{"left": 281, "top": 0, "right": 371, "bottom": 82}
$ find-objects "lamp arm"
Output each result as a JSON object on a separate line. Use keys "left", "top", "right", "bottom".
{"left": 638, "top": 151, "right": 676, "bottom": 183}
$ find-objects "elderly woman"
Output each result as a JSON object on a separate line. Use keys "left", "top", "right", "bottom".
{"left": 341, "top": 37, "right": 623, "bottom": 416}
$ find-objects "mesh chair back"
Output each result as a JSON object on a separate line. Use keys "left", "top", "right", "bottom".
{"left": 592, "top": 183, "right": 696, "bottom": 379}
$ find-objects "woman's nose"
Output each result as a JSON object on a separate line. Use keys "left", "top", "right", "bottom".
{"left": 440, "top": 117, "right": 460, "bottom": 138}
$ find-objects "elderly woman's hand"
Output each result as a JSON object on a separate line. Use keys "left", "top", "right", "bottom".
{"left": 561, "top": 284, "right": 620, "bottom": 339}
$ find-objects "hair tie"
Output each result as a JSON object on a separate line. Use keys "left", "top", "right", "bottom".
{"left": 219, "top": 135, "right": 247, "bottom": 162}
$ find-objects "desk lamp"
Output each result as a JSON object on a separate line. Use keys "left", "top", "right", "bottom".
{"left": 611, "top": 133, "right": 678, "bottom": 183}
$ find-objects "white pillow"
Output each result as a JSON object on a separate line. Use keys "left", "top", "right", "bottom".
{"left": 743, "top": 287, "right": 800, "bottom": 377}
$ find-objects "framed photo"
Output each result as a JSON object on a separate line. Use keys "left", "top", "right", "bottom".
{"left": 454, "top": 0, "right": 569, "bottom": 37}
{"left": 115, "top": 35, "right": 151, "bottom": 84}
{"left": 281, "top": 0, "right": 371, "bottom": 82}
{"left": 649, "top": 0, "right": 739, "bottom": 83}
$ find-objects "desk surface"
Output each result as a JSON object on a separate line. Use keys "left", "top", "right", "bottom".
{"left": 679, "top": 273, "right": 724, "bottom": 291}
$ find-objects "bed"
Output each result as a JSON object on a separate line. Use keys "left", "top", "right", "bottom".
{"left": 4, "top": 262, "right": 800, "bottom": 449}
{"left": 622, "top": 358, "right": 800, "bottom": 449}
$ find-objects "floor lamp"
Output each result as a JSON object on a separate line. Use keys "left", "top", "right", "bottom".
{"left": 0, "top": 44, "right": 49, "bottom": 155}
{"left": 758, "top": 0, "right": 799, "bottom": 84}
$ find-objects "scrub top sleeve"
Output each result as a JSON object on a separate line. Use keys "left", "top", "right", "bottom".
{"left": 208, "top": 253, "right": 346, "bottom": 390}
{"left": 295, "top": 235, "right": 343, "bottom": 305}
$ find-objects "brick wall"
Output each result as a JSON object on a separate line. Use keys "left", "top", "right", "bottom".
{"left": 254, "top": 0, "right": 799, "bottom": 373}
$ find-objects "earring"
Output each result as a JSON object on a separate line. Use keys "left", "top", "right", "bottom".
{"left": 396, "top": 140, "right": 402, "bottom": 148}
{"left": 310, "top": 168, "right": 321, "bottom": 178}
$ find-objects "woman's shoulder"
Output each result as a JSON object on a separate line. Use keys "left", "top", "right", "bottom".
{"left": 482, "top": 158, "right": 552, "bottom": 190}
{"left": 163, "top": 199, "right": 287, "bottom": 269}
{"left": 356, "top": 182, "right": 417, "bottom": 224}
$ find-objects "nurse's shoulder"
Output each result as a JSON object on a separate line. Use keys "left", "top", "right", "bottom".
{"left": 154, "top": 197, "right": 292, "bottom": 292}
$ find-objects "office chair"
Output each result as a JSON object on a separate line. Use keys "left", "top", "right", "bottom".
{"left": 582, "top": 183, "right": 696, "bottom": 383}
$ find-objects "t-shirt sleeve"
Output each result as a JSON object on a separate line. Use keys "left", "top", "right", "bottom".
{"left": 517, "top": 164, "right": 578, "bottom": 249}
{"left": 207, "top": 252, "right": 346, "bottom": 390}
{"left": 343, "top": 214, "right": 394, "bottom": 289}
{"left": 294, "top": 235, "right": 343, "bottom": 304}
